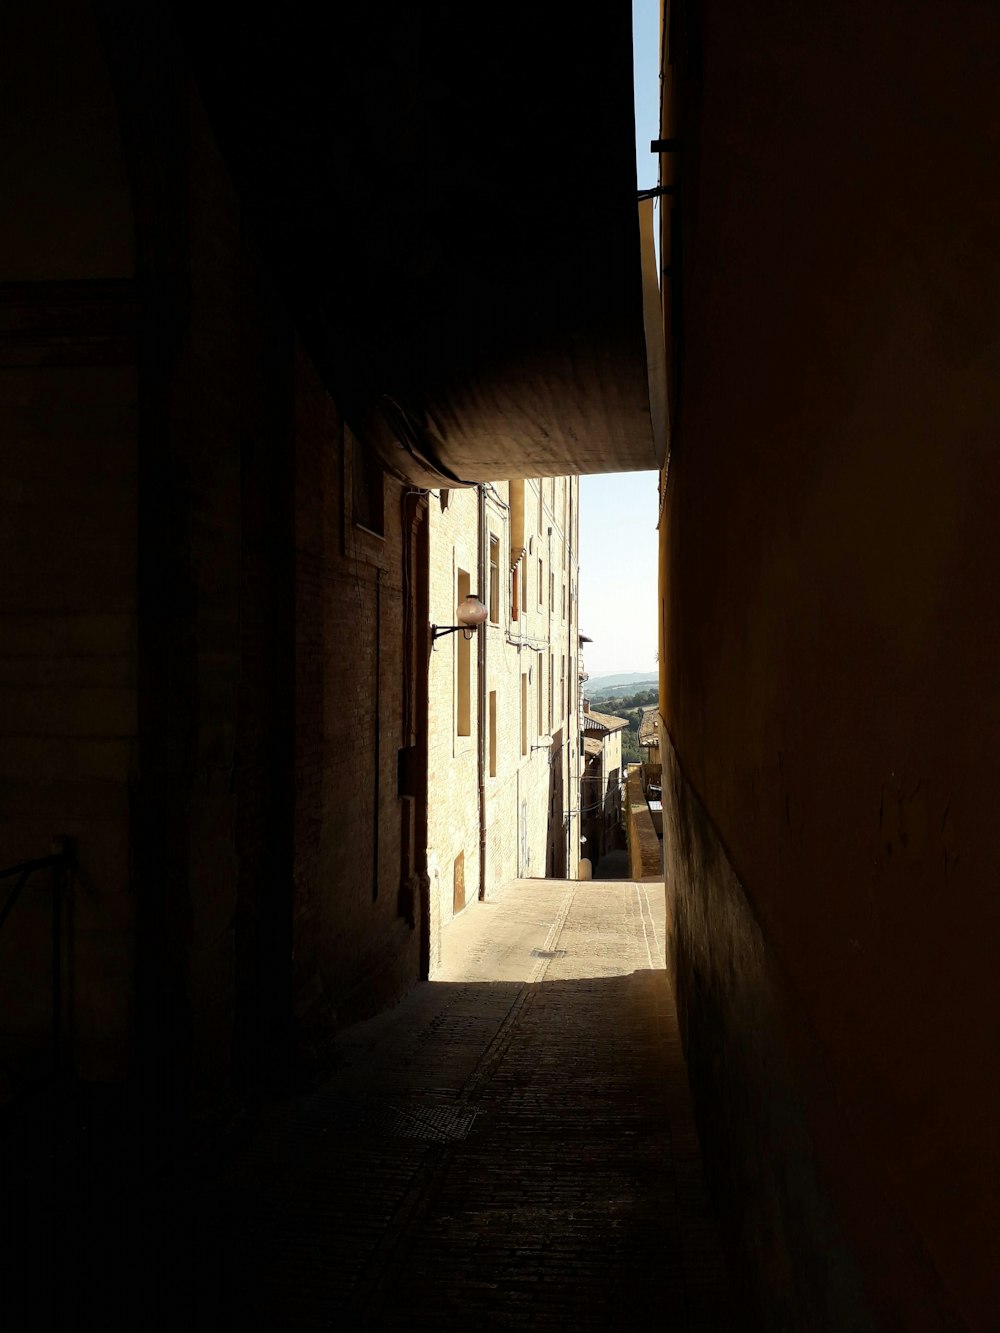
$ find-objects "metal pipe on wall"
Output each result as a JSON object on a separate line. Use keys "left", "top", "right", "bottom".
{"left": 546, "top": 518, "right": 558, "bottom": 876}
{"left": 566, "top": 482, "right": 574, "bottom": 877}
{"left": 372, "top": 567, "right": 381, "bottom": 900}
{"left": 477, "top": 484, "right": 487, "bottom": 900}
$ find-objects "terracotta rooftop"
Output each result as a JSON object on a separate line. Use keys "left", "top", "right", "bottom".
{"left": 583, "top": 737, "right": 603, "bottom": 757}
{"left": 584, "top": 708, "right": 628, "bottom": 733}
{"left": 639, "top": 711, "right": 659, "bottom": 746}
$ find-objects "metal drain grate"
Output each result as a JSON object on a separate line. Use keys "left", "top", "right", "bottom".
{"left": 529, "top": 947, "right": 566, "bottom": 959}
{"left": 379, "top": 1101, "right": 479, "bottom": 1143}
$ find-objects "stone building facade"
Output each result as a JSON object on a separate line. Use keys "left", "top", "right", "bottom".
{"left": 427, "top": 479, "right": 580, "bottom": 971}
{"left": 580, "top": 707, "right": 626, "bottom": 872}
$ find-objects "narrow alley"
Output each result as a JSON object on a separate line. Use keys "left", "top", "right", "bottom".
{"left": 73, "top": 880, "right": 731, "bottom": 1329}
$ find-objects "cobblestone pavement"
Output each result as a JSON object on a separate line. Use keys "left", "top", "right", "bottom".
{"left": 83, "top": 879, "right": 732, "bottom": 1329}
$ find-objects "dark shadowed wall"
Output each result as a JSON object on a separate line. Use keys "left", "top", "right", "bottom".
{"left": 0, "top": 0, "right": 138, "bottom": 1081}
{"left": 661, "top": 1, "right": 1000, "bottom": 1327}
{"left": 1, "top": 0, "right": 426, "bottom": 1109}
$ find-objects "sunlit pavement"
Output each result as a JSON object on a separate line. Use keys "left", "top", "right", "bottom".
{"left": 90, "top": 879, "right": 732, "bottom": 1328}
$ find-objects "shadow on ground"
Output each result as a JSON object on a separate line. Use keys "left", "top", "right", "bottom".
{"left": 9, "top": 969, "right": 732, "bottom": 1331}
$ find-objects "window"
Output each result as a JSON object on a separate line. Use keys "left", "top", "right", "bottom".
{"left": 489, "top": 534, "right": 500, "bottom": 624}
{"left": 548, "top": 651, "right": 554, "bottom": 733}
{"left": 351, "top": 429, "right": 384, "bottom": 536}
{"left": 511, "top": 563, "right": 519, "bottom": 622}
{"left": 521, "top": 673, "right": 528, "bottom": 756}
{"left": 560, "top": 655, "right": 566, "bottom": 723}
{"left": 456, "top": 568, "right": 471, "bottom": 737}
{"left": 550, "top": 570, "right": 554, "bottom": 610}
{"left": 489, "top": 691, "right": 497, "bottom": 776}
{"left": 562, "top": 582, "right": 566, "bottom": 621}
{"left": 537, "top": 479, "right": 543, "bottom": 531}
{"left": 538, "top": 557, "right": 543, "bottom": 606}
{"left": 537, "top": 658, "right": 544, "bottom": 734}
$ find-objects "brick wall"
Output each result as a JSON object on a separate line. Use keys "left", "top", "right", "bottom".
{"left": 293, "top": 359, "right": 423, "bottom": 1029}
{"left": 626, "top": 769, "right": 661, "bottom": 880}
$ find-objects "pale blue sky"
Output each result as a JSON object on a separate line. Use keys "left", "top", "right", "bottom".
{"left": 578, "top": 1, "right": 660, "bottom": 680}
{"left": 632, "top": 0, "right": 661, "bottom": 192}
{"left": 579, "top": 472, "right": 659, "bottom": 677}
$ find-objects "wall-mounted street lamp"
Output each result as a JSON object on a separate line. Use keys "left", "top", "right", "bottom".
{"left": 431, "top": 593, "right": 488, "bottom": 642}
{"left": 531, "top": 735, "right": 554, "bottom": 752}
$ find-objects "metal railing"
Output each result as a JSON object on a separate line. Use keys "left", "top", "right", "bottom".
{"left": 0, "top": 839, "right": 72, "bottom": 1099}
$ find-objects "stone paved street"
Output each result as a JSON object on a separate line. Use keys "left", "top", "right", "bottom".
{"left": 62, "top": 879, "right": 732, "bottom": 1329}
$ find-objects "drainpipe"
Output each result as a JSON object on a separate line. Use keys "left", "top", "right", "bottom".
{"left": 373, "top": 568, "right": 381, "bottom": 901}
{"left": 547, "top": 519, "right": 556, "bottom": 874}
{"left": 478, "top": 485, "right": 487, "bottom": 900}
{"left": 566, "top": 484, "right": 575, "bottom": 878}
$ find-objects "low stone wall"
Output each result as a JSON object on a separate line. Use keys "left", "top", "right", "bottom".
{"left": 625, "top": 769, "right": 661, "bottom": 878}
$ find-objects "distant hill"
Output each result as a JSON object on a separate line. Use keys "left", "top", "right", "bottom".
{"left": 586, "top": 672, "right": 658, "bottom": 695}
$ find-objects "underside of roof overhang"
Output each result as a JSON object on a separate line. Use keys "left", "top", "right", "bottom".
{"left": 173, "top": 1, "right": 658, "bottom": 483}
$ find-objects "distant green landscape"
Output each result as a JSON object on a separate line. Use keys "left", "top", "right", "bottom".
{"left": 586, "top": 685, "right": 657, "bottom": 764}
{"left": 586, "top": 674, "right": 658, "bottom": 698}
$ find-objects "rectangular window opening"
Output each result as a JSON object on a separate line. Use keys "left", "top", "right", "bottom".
{"left": 521, "top": 673, "right": 528, "bottom": 757}
{"left": 456, "top": 568, "right": 472, "bottom": 737}
{"left": 351, "top": 429, "right": 384, "bottom": 536}
{"left": 548, "top": 651, "right": 554, "bottom": 733}
{"left": 489, "top": 534, "right": 500, "bottom": 624}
